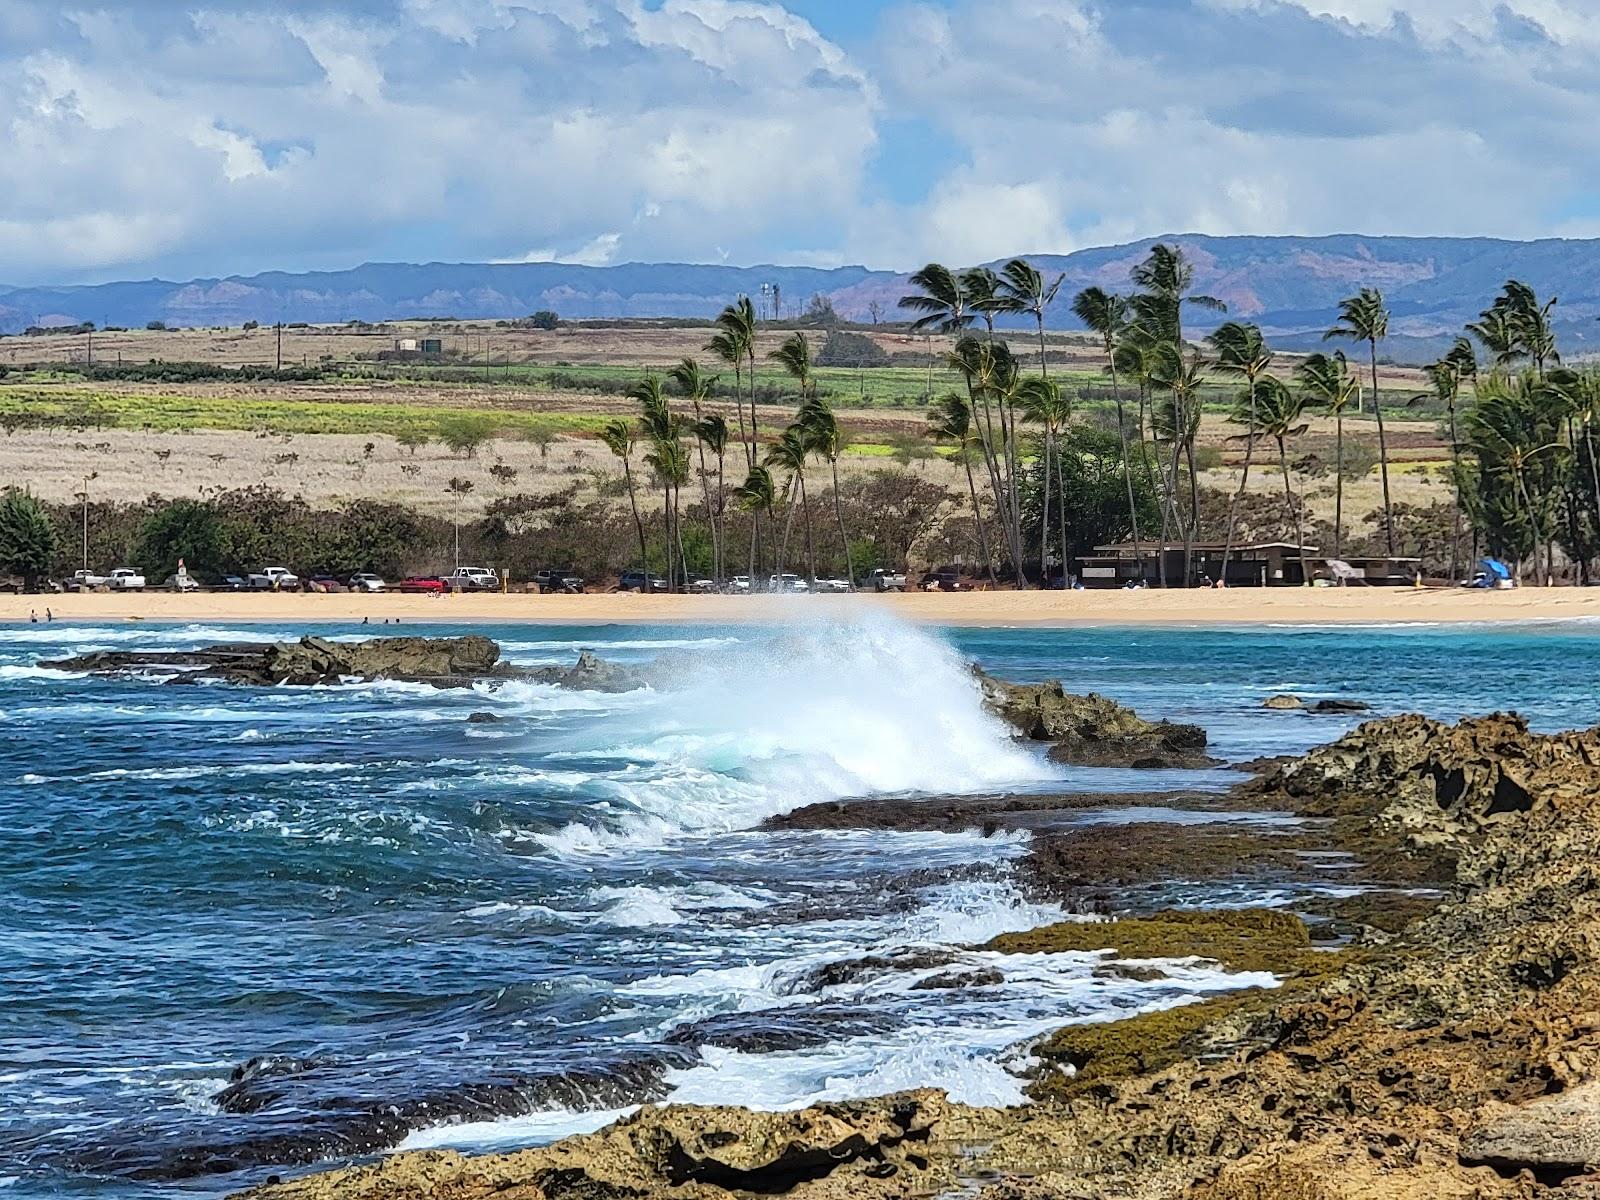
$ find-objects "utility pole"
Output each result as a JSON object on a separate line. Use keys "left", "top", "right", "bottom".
{"left": 86, "top": 327, "right": 93, "bottom": 368}
{"left": 275, "top": 322, "right": 283, "bottom": 371}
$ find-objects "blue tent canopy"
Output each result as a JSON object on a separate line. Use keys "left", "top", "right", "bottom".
{"left": 1480, "top": 557, "right": 1512, "bottom": 581}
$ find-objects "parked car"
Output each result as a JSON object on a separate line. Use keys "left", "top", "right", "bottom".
{"left": 397, "top": 575, "right": 449, "bottom": 594}
{"left": 447, "top": 566, "right": 500, "bottom": 592}
{"left": 68, "top": 569, "right": 108, "bottom": 591}
{"left": 163, "top": 572, "right": 202, "bottom": 592}
{"left": 248, "top": 567, "right": 300, "bottom": 590}
{"left": 920, "top": 569, "right": 969, "bottom": 592}
{"left": 767, "top": 573, "right": 810, "bottom": 593}
{"left": 727, "top": 575, "right": 753, "bottom": 593}
{"left": 618, "top": 569, "right": 667, "bottom": 593}
{"left": 687, "top": 576, "right": 720, "bottom": 594}
{"left": 213, "top": 574, "right": 248, "bottom": 592}
{"left": 811, "top": 577, "right": 851, "bottom": 594}
{"left": 348, "top": 572, "right": 387, "bottom": 593}
{"left": 531, "top": 568, "right": 584, "bottom": 594}
{"left": 107, "top": 567, "right": 146, "bottom": 591}
{"left": 867, "top": 567, "right": 907, "bottom": 593}
{"left": 307, "top": 574, "right": 346, "bottom": 593}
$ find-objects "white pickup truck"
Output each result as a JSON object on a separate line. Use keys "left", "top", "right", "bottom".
{"left": 106, "top": 567, "right": 146, "bottom": 590}
{"left": 867, "top": 567, "right": 907, "bottom": 593}
{"left": 69, "top": 569, "right": 108, "bottom": 591}
{"left": 447, "top": 566, "right": 500, "bottom": 592}
{"left": 247, "top": 567, "right": 300, "bottom": 590}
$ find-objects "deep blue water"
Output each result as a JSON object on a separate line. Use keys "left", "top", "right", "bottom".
{"left": 2, "top": 616, "right": 1597, "bottom": 1198}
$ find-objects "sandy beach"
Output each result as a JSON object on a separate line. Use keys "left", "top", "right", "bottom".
{"left": 7, "top": 586, "right": 1600, "bottom": 627}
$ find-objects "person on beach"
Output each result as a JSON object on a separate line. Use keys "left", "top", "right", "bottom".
{"left": 28, "top": 610, "right": 36, "bottom": 623}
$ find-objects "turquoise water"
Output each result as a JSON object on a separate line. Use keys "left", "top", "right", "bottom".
{"left": 2, "top": 617, "right": 1596, "bottom": 1197}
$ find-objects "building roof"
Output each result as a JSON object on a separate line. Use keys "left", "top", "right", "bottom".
{"left": 1090, "top": 541, "right": 1320, "bottom": 555}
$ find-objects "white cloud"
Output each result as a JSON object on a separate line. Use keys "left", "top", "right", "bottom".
{"left": 0, "top": 0, "right": 877, "bottom": 281}
{"left": 4, "top": 0, "right": 1600, "bottom": 281}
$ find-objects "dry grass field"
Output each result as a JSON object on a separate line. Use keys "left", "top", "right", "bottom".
{"left": 0, "top": 321, "right": 1449, "bottom": 531}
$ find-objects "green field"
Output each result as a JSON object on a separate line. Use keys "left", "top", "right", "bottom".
{"left": 0, "top": 388, "right": 608, "bottom": 440}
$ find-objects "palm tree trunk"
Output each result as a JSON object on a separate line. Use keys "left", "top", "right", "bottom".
{"left": 623, "top": 460, "right": 647, "bottom": 572}
{"left": 1369, "top": 339, "right": 1396, "bottom": 555}
{"left": 748, "top": 509, "right": 760, "bottom": 581}
{"left": 660, "top": 484, "right": 673, "bottom": 590}
{"left": 1183, "top": 431, "right": 1200, "bottom": 586}
{"left": 733, "top": 362, "right": 750, "bottom": 470}
{"left": 1280, "top": 437, "right": 1309, "bottom": 586}
{"left": 1219, "top": 380, "right": 1258, "bottom": 585}
{"left": 1035, "top": 314, "right": 1049, "bottom": 377}
{"left": 963, "top": 454, "right": 997, "bottom": 586}
{"left": 747, "top": 349, "right": 759, "bottom": 455}
{"left": 1039, "top": 427, "right": 1052, "bottom": 586}
{"left": 798, "top": 469, "right": 816, "bottom": 583}
{"left": 694, "top": 416, "right": 718, "bottom": 585}
{"left": 1334, "top": 416, "right": 1345, "bottom": 561}
{"left": 829, "top": 456, "right": 853, "bottom": 588}
{"left": 1584, "top": 423, "right": 1600, "bottom": 582}
{"left": 674, "top": 485, "right": 689, "bottom": 589}
{"left": 777, "top": 474, "right": 798, "bottom": 577}
{"left": 1055, "top": 435, "right": 1069, "bottom": 584}
{"left": 1107, "top": 348, "right": 1142, "bottom": 574}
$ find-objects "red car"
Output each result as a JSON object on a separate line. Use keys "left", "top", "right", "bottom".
{"left": 396, "top": 575, "right": 448, "bottom": 594}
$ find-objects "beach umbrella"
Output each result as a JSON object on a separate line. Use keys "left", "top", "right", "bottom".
{"left": 1480, "top": 557, "right": 1512, "bottom": 581}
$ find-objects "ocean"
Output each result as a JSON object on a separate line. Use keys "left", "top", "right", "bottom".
{"left": 3, "top": 615, "right": 1597, "bottom": 1198}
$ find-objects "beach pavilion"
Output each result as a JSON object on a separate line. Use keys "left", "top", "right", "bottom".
{"left": 1076, "top": 541, "right": 1321, "bottom": 588}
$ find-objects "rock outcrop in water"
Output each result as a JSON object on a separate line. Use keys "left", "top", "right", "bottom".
{"left": 44, "top": 635, "right": 510, "bottom": 687}
{"left": 235, "top": 711, "right": 1600, "bottom": 1200}
{"left": 973, "top": 667, "right": 1219, "bottom": 768}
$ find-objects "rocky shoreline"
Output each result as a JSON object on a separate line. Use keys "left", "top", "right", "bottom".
{"left": 52, "top": 636, "right": 1600, "bottom": 1197}
{"left": 227, "top": 701, "right": 1600, "bottom": 1200}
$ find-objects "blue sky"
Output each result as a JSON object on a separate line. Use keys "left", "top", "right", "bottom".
{"left": 2, "top": 0, "right": 1598, "bottom": 284}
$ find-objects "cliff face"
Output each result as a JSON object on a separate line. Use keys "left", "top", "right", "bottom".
{"left": 231, "top": 712, "right": 1600, "bottom": 1200}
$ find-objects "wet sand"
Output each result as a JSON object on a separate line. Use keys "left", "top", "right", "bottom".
{"left": 5, "top": 586, "right": 1600, "bottom": 626}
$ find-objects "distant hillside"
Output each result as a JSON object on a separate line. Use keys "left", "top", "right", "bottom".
{"left": 5, "top": 235, "right": 1599, "bottom": 364}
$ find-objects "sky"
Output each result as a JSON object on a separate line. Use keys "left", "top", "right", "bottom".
{"left": 3, "top": 0, "right": 1600, "bottom": 285}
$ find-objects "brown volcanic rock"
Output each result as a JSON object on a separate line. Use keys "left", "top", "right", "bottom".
{"left": 236, "top": 712, "right": 1600, "bottom": 1200}
{"left": 974, "top": 668, "right": 1219, "bottom": 768}
{"left": 44, "top": 635, "right": 506, "bottom": 687}
{"left": 233, "top": 1091, "right": 960, "bottom": 1200}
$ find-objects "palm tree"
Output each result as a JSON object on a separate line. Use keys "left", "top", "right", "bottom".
{"left": 1414, "top": 345, "right": 1474, "bottom": 579}
{"left": 961, "top": 267, "right": 1002, "bottom": 339}
{"left": 928, "top": 391, "right": 995, "bottom": 583}
{"left": 1072, "top": 287, "right": 1142, "bottom": 569}
{"left": 706, "top": 327, "right": 749, "bottom": 465}
{"left": 1207, "top": 321, "right": 1274, "bottom": 583}
{"left": 1147, "top": 343, "right": 1208, "bottom": 585}
{"left": 1546, "top": 368, "right": 1600, "bottom": 577}
{"left": 1128, "top": 242, "right": 1225, "bottom": 350}
{"left": 899, "top": 263, "right": 974, "bottom": 334}
{"left": 1297, "top": 351, "right": 1362, "bottom": 560}
{"left": 770, "top": 331, "right": 815, "bottom": 402}
{"left": 1236, "top": 377, "right": 1311, "bottom": 585}
{"left": 601, "top": 418, "right": 647, "bottom": 574}
{"left": 669, "top": 357, "right": 720, "bottom": 582}
{"left": 1325, "top": 288, "right": 1395, "bottom": 554}
{"left": 1017, "top": 377, "right": 1071, "bottom": 584}
{"left": 645, "top": 436, "right": 692, "bottom": 591}
{"left": 764, "top": 426, "right": 815, "bottom": 580}
{"left": 631, "top": 376, "right": 686, "bottom": 590}
{"left": 713, "top": 297, "right": 758, "bottom": 462}
{"left": 948, "top": 334, "right": 1026, "bottom": 584}
{"left": 996, "top": 258, "right": 1065, "bottom": 375}
{"left": 695, "top": 413, "right": 730, "bottom": 583}
{"left": 1464, "top": 373, "right": 1570, "bottom": 584}
{"left": 798, "top": 395, "right": 853, "bottom": 587}
{"left": 731, "top": 464, "right": 776, "bottom": 582}
{"left": 900, "top": 264, "right": 974, "bottom": 404}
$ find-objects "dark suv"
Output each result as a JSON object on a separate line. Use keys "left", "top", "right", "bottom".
{"left": 532, "top": 568, "right": 584, "bottom": 594}
{"left": 618, "top": 570, "right": 667, "bottom": 593}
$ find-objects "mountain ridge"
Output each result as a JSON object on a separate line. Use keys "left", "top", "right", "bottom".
{"left": 5, "top": 234, "right": 1599, "bottom": 362}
